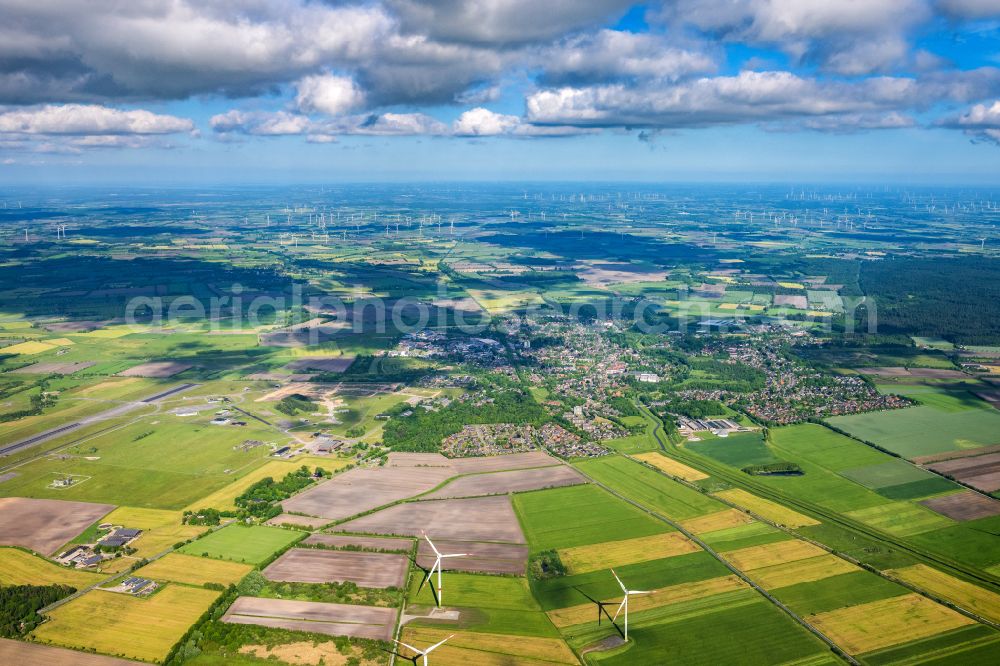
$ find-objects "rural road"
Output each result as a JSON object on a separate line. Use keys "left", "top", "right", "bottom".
{"left": 0, "top": 383, "right": 199, "bottom": 457}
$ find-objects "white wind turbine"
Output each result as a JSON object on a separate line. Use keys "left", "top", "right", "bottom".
{"left": 422, "top": 533, "right": 467, "bottom": 607}
{"left": 393, "top": 634, "right": 454, "bottom": 665}
{"left": 611, "top": 569, "right": 650, "bottom": 641}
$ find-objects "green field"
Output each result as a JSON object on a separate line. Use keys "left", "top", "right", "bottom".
{"left": 582, "top": 589, "right": 834, "bottom": 665}
{"left": 532, "top": 551, "right": 729, "bottom": 611}
{"left": 686, "top": 432, "right": 782, "bottom": 468}
{"left": 770, "top": 570, "right": 908, "bottom": 615}
{"left": 0, "top": 412, "right": 284, "bottom": 509}
{"left": 178, "top": 524, "right": 303, "bottom": 564}
{"left": 575, "top": 456, "right": 723, "bottom": 521}
{"left": 827, "top": 405, "right": 1000, "bottom": 459}
{"left": 698, "top": 521, "right": 792, "bottom": 552}
{"left": 407, "top": 572, "right": 559, "bottom": 637}
{"left": 513, "top": 484, "right": 668, "bottom": 553}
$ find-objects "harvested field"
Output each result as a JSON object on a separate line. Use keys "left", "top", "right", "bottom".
{"left": 32, "top": 586, "right": 219, "bottom": 662}
{"left": 266, "top": 513, "right": 330, "bottom": 529}
{"left": 424, "top": 466, "right": 585, "bottom": 499}
{"left": 415, "top": 539, "right": 528, "bottom": 575}
{"left": 921, "top": 491, "right": 1000, "bottom": 521}
{"left": 547, "top": 575, "right": 746, "bottom": 629}
{"left": 263, "top": 549, "right": 408, "bottom": 588}
{"left": 338, "top": 496, "right": 525, "bottom": 543}
{"left": 0, "top": 497, "right": 113, "bottom": 555}
{"left": 927, "top": 453, "right": 1000, "bottom": 493}
{"left": 282, "top": 463, "right": 455, "bottom": 520}
{"left": 306, "top": 533, "right": 412, "bottom": 551}
{"left": 887, "top": 564, "right": 1000, "bottom": 624}
{"left": 1, "top": 340, "right": 54, "bottom": 355}
{"left": 723, "top": 540, "right": 828, "bottom": 571}
{"left": 0, "top": 547, "right": 103, "bottom": 587}
{"left": 0, "top": 638, "right": 142, "bottom": 665}
{"left": 285, "top": 357, "right": 355, "bottom": 373}
{"left": 11, "top": 361, "right": 96, "bottom": 375}
{"left": 399, "top": 627, "right": 579, "bottom": 665}
{"left": 223, "top": 597, "right": 396, "bottom": 641}
{"left": 133, "top": 552, "right": 252, "bottom": 587}
{"left": 808, "top": 593, "right": 974, "bottom": 655}
{"left": 118, "top": 361, "right": 192, "bottom": 377}
{"left": 680, "top": 509, "right": 754, "bottom": 535}
{"left": 449, "top": 451, "right": 560, "bottom": 473}
{"left": 713, "top": 488, "right": 819, "bottom": 528}
{"left": 557, "top": 533, "right": 699, "bottom": 575}
{"left": 748, "top": 554, "right": 858, "bottom": 590}
{"left": 633, "top": 452, "right": 708, "bottom": 481}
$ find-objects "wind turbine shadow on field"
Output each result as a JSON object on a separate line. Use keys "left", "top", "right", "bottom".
{"left": 410, "top": 553, "right": 440, "bottom": 608}
{"left": 574, "top": 586, "right": 625, "bottom": 639}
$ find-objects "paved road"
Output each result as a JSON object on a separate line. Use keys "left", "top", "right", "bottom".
{"left": 0, "top": 383, "right": 199, "bottom": 457}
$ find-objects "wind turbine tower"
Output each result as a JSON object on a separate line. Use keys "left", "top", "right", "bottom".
{"left": 423, "top": 533, "right": 467, "bottom": 607}
{"left": 611, "top": 569, "right": 650, "bottom": 641}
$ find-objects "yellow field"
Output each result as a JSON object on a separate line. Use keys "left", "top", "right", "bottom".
{"left": 680, "top": 509, "right": 754, "bottom": 535}
{"left": 400, "top": 628, "right": 579, "bottom": 665}
{"left": 714, "top": 488, "right": 819, "bottom": 528}
{"left": 2, "top": 340, "right": 55, "bottom": 354}
{"left": 73, "top": 326, "right": 136, "bottom": 339}
{"left": 184, "top": 461, "right": 305, "bottom": 511}
{"left": 805, "top": 311, "right": 832, "bottom": 318}
{"left": 32, "top": 585, "right": 220, "bottom": 662}
{"left": 748, "top": 304, "right": 766, "bottom": 311}
{"left": 887, "top": 564, "right": 1000, "bottom": 624}
{"left": 633, "top": 452, "right": 708, "bottom": 481}
{"left": 778, "top": 282, "right": 805, "bottom": 289}
{"left": 99, "top": 507, "right": 207, "bottom": 559}
{"left": 748, "top": 554, "right": 857, "bottom": 590}
{"left": 723, "top": 539, "right": 827, "bottom": 571}
{"left": 548, "top": 576, "right": 746, "bottom": 629}
{"left": 809, "top": 593, "right": 974, "bottom": 655}
{"left": 558, "top": 532, "right": 699, "bottom": 574}
{"left": 718, "top": 303, "right": 740, "bottom": 310}
{"left": 0, "top": 548, "right": 103, "bottom": 588}
{"left": 133, "top": 552, "right": 252, "bottom": 586}
{"left": 44, "top": 338, "right": 75, "bottom": 346}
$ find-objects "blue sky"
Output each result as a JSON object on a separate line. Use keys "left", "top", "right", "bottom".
{"left": 2, "top": 1, "right": 1000, "bottom": 184}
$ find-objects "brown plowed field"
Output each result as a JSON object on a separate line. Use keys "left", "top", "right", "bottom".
{"left": 338, "top": 496, "right": 525, "bottom": 543}
{"left": 0, "top": 497, "right": 114, "bottom": 555}
{"left": 424, "top": 465, "right": 584, "bottom": 499}
{"left": 415, "top": 539, "right": 528, "bottom": 575}
{"left": 263, "top": 549, "right": 408, "bottom": 588}
{"left": 223, "top": 597, "right": 396, "bottom": 640}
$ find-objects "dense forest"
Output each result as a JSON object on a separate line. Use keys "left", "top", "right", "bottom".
{"left": 858, "top": 257, "right": 1000, "bottom": 344}
{"left": 0, "top": 584, "right": 75, "bottom": 637}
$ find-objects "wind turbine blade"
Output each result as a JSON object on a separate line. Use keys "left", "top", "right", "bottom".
{"left": 424, "top": 634, "right": 454, "bottom": 653}
{"left": 423, "top": 532, "right": 441, "bottom": 557}
{"left": 393, "top": 640, "right": 422, "bottom": 654}
{"left": 611, "top": 597, "right": 627, "bottom": 623}
{"left": 629, "top": 590, "right": 651, "bottom": 595}
{"left": 440, "top": 553, "right": 468, "bottom": 558}
{"left": 610, "top": 568, "right": 628, "bottom": 594}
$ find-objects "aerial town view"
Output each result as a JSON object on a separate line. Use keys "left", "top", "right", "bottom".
{"left": 1, "top": 2, "right": 1000, "bottom": 665}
